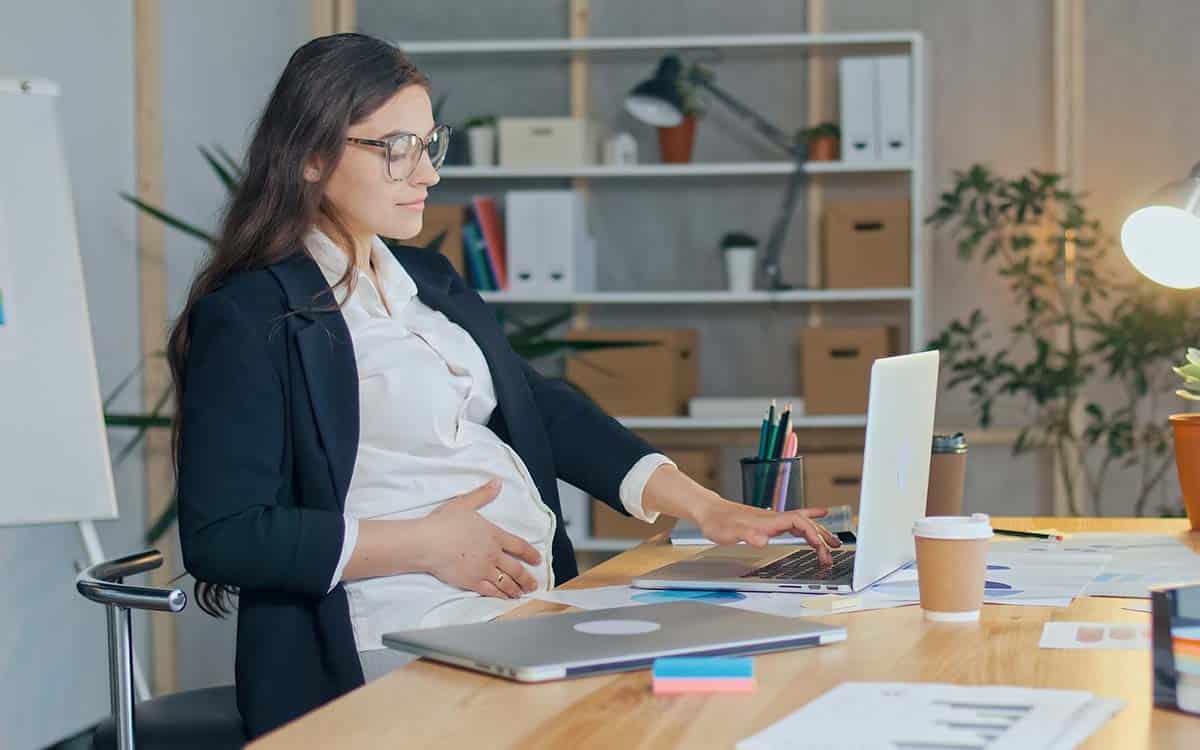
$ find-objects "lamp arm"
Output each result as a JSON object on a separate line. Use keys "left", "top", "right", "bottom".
{"left": 760, "top": 154, "right": 807, "bottom": 290}
{"left": 687, "top": 69, "right": 802, "bottom": 157}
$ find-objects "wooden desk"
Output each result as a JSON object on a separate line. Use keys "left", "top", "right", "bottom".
{"left": 249, "top": 518, "right": 1199, "bottom": 749}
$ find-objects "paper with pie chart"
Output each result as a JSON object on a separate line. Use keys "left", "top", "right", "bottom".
{"left": 869, "top": 544, "right": 1112, "bottom": 607}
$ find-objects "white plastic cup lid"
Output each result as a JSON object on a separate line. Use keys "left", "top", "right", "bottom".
{"left": 913, "top": 513, "right": 993, "bottom": 540}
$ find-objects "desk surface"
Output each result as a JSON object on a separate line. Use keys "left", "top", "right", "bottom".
{"left": 248, "top": 517, "right": 1199, "bottom": 749}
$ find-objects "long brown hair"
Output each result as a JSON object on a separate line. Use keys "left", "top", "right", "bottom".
{"left": 167, "top": 34, "right": 429, "bottom": 616}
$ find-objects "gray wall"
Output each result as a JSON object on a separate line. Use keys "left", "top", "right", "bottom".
{"left": 160, "top": 0, "right": 311, "bottom": 694}
{"left": 0, "top": 3, "right": 145, "bottom": 748}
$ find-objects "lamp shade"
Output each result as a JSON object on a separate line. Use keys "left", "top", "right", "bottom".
{"left": 624, "top": 55, "right": 686, "bottom": 127}
{"left": 1121, "top": 165, "right": 1200, "bottom": 289}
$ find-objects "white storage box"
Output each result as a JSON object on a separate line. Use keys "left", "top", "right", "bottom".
{"left": 498, "top": 117, "right": 604, "bottom": 167}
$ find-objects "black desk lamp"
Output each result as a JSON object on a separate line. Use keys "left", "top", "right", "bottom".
{"left": 625, "top": 54, "right": 808, "bottom": 290}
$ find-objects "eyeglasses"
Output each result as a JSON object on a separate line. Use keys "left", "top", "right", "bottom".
{"left": 345, "top": 124, "right": 452, "bottom": 182}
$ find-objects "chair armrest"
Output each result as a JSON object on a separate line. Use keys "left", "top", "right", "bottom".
{"left": 76, "top": 549, "right": 186, "bottom": 613}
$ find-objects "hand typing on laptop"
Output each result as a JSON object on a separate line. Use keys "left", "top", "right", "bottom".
{"left": 641, "top": 463, "right": 842, "bottom": 566}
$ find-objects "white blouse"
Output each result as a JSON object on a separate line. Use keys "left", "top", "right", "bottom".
{"left": 304, "top": 229, "right": 671, "bottom": 652}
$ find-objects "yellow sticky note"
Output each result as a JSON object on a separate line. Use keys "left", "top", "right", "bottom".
{"left": 800, "top": 594, "right": 860, "bottom": 611}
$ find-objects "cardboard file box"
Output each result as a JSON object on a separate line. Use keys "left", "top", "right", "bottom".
{"left": 498, "top": 117, "right": 604, "bottom": 167}
{"left": 822, "top": 199, "right": 910, "bottom": 289}
{"left": 591, "top": 447, "right": 720, "bottom": 540}
{"left": 565, "top": 329, "right": 699, "bottom": 417}
{"left": 800, "top": 327, "right": 897, "bottom": 415}
{"left": 804, "top": 452, "right": 864, "bottom": 515}
{"left": 408, "top": 203, "right": 465, "bottom": 278}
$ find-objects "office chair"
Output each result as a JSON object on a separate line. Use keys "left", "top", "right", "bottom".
{"left": 76, "top": 549, "right": 245, "bottom": 750}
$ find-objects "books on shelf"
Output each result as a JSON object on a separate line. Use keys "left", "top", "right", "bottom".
{"left": 462, "top": 195, "right": 508, "bottom": 292}
{"left": 471, "top": 196, "right": 507, "bottom": 288}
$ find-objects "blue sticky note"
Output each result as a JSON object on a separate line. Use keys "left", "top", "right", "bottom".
{"left": 652, "top": 656, "right": 753, "bottom": 679}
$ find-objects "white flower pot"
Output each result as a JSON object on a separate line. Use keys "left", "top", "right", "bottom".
{"left": 723, "top": 246, "right": 758, "bottom": 292}
{"left": 466, "top": 126, "right": 496, "bottom": 166}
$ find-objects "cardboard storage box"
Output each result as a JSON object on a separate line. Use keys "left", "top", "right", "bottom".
{"left": 800, "top": 327, "right": 897, "bottom": 414}
{"left": 591, "top": 447, "right": 720, "bottom": 540}
{"left": 822, "top": 199, "right": 910, "bottom": 289}
{"left": 565, "top": 329, "right": 698, "bottom": 417}
{"left": 408, "top": 203, "right": 465, "bottom": 278}
{"left": 804, "top": 452, "right": 864, "bottom": 514}
{"left": 498, "top": 117, "right": 604, "bottom": 167}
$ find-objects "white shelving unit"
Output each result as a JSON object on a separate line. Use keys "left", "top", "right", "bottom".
{"left": 481, "top": 288, "right": 914, "bottom": 305}
{"left": 619, "top": 415, "right": 867, "bottom": 430}
{"left": 399, "top": 31, "right": 928, "bottom": 553}
{"left": 439, "top": 160, "right": 913, "bottom": 179}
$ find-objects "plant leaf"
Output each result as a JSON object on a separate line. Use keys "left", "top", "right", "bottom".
{"left": 199, "top": 145, "right": 239, "bottom": 192}
{"left": 145, "top": 495, "right": 177, "bottom": 545}
{"left": 121, "top": 193, "right": 215, "bottom": 245}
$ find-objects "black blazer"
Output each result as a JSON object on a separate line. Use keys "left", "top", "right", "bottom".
{"left": 176, "top": 244, "right": 656, "bottom": 738}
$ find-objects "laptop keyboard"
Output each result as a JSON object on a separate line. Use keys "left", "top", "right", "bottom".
{"left": 741, "top": 549, "right": 856, "bottom": 581}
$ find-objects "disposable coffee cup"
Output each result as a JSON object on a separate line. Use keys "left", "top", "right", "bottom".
{"left": 912, "top": 514, "right": 992, "bottom": 622}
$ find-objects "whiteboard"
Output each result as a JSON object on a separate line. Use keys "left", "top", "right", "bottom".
{"left": 0, "top": 78, "right": 118, "bottom": 524}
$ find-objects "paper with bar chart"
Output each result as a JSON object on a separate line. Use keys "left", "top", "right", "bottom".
{"left": 738, "top": 683, "right": 1123, "bottom": 750}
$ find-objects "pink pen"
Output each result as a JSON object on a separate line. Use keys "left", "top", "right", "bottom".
{"left": 773, "top": 431, "right": 799, "bottom": 512}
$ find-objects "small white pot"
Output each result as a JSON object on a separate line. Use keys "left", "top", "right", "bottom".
{"left": 466, "top": 126, "right": 496, "bottom": 166}
{"left": 723, "top": 246, "right": 758, "bottom": 292}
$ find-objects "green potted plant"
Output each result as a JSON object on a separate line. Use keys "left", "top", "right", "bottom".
{"left": 657, "top": 66, "right": 707, "bottom": 164}
{"left": 1170, "top": 350, "right": 1200, "bottom": 528}
{"left": 800, "top": 122, "right": 840, "bottom": 162}
{"left": 462, "top": 114, "right": 497, "bottom": 166}
{"left": 927, "top": 164, "right": 1200, "bottom": 517}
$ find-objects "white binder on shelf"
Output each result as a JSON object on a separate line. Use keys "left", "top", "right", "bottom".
{"left": 505, "top": 190, "right": 595, "bottom": 295}
{"left": 876, "top": 55, "right": 912, "bottom": 162}
{"left": 838, "top": 56, "right": 878, "bottom": 162}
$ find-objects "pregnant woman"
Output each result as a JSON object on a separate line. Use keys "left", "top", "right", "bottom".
{"left": 171, "top": 33, "right": 839, "bottom": 738}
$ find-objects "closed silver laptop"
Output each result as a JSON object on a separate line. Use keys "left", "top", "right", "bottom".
{"left": 381, "top": 601, "right": 845, "bottom": 682}
{"left": 633, "top": 351, "right": 939, "bottom": 594}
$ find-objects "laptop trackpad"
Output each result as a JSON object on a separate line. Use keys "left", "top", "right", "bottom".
{"left": 647, "top": 558, "right": 758, "bottom": 579}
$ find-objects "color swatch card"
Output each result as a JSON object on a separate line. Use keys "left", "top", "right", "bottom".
{"left": 1039, "top": 622, "right": 1151, "bottom": 651}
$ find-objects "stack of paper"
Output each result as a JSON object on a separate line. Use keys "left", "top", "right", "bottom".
{"left": 1026, "top": 533, "right": 1200, "bottom": 598}
{"left": 738, "top": 683, "right": 1124, "bottom": 750}
{"left": 531, "top": 584, "right": 917, "bottom": 619}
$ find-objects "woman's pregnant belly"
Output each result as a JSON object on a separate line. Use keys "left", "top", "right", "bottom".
{"left": 342, "top": 432, "right": 555, "bottom": 649}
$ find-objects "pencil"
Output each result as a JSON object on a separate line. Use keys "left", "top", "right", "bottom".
{"left": 993, "top": 528, "right": 1064, "bottom": 541}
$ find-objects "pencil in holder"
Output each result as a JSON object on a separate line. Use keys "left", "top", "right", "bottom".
{"left": 740, "top": 456, "right": 804, "bottom": 511}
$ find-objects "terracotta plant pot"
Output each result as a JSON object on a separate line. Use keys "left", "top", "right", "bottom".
{"left": 1169, "top": 414, "right": 1200, "bottom": 530}
{"left": 657, "top": 115, "right": 697, "bottom": 164}
{"left": 808, "top": 135, "right": 840, "bottom": 162}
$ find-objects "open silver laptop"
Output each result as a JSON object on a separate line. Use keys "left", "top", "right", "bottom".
{"left": 381, "top": 601, "right": 845, "bottom": 682}
{"left": 633, "top": 350, "right": 939, "bottom": 594}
